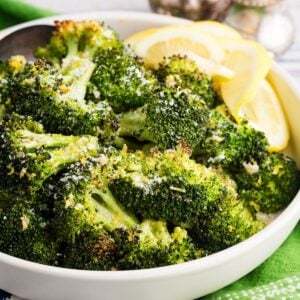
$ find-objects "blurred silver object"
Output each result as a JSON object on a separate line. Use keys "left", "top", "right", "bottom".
{"left": 149, "top": 0, "right": 233, "bottom": 21}
{"left": 0, "top": 25, "right": 54, "bottom": 61}
{"left": 226, "top": 0, "right": 295, "bottom": 56}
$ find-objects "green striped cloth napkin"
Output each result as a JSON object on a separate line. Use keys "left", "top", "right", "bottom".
{"left": 0, "top": 1, "right": 299, "bottom": 298}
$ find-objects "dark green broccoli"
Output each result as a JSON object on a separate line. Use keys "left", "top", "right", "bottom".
{"left": 117, "top": 87, "right": 209, "bottom": 151}
{"left": 190, "top": 196, "right": 265, "bottom": 252}
{"left": 48, "top": 158, "right": 201, "bottom": 270}
{"left": 60, "top": 228, "right": 118, "bottom": 270}
{"left": 195, "top": 109, "right": 269, "bottom": 169}
{"left": 7, "top": 58, "right": 117, "bottom": 136}
{"left": 8, "top": 21, "right": 122, "bottom": 137}
{"left": 0, "top": 203, "right": 57, "bottom": 264}
{"left": 0, "top": 56, "right": 27, "bottom": 121}
{"left": 155, "top": 55, "right": 219, "bottom": 108}
{"left": 118, "top": 219, "right": 202, "bottom": 270}
{"left": 86, "top": 46, "right": 158, "bottom": 112}
{"left": 234, "top": 153, "right": 300, "bottom": 213}
{"left": 0, "top": 113, "right": 99, "bottom": 200}
{"left": 107, "top": 147, "right": 234, "bottom": 224}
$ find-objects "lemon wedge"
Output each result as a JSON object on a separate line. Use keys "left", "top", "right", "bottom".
{"left": 192, "top": 21, "right": 242, "bottom": 40}
{"left": 131, "top": 25, "right": 225, "bottom": 67}
{"left": 240, "top": 80, "right": 289, "bottom": 152}
{"left": 124, "top": 28, "right": 158, "bottom": 48}
{"left": 219, "top": 39, "right": 272, "bottom": 120}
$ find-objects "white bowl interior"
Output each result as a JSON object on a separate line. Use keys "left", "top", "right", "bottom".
{"left": 0, "top": 11, "right": 299, "bottom": 300}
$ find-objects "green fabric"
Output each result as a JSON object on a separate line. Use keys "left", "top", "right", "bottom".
{"left": 205, "top": 223, "right": 300, "bottom": 299}
{"left": 0, "top": 2, "right": 299, "bottom": 298}
{"left": 0, "top": 0, "right": 55, "bottom": 29}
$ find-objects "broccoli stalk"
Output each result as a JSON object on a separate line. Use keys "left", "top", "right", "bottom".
{"left": 0, "top": 114, "right": 99, "bottom": 199}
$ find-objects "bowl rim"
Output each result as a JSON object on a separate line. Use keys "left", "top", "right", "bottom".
{"left": 0, "top": 10, "right": 299, "bottom": 282}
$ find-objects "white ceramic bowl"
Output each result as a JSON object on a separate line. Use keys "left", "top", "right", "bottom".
{"left": 0, "top": 12, "right": 299, "bottom": 300}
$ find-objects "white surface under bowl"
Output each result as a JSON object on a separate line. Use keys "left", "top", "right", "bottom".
{"left": 0, "top": 11, "right": 299, "bottom": 300}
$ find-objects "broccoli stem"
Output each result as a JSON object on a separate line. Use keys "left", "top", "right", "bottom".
{"left": 0, "top": 105, "right": 5, "bottom": 121}
{"left": 117, "top": 107, "right": 147, "bottom": 139}
{"left": 60, "top": 56, "right": 96, "bottom": 103}
{"left": 139, "top": 220, "right": 172, "bottom": 246}
{"left": 43, "top": 136, "right": 99, "bottom": 178}
{"left": 17, "top": 130, "right": 85, "bottom": 150}
{"left": 93, "top": 188, "right": 138, "bottom": 229}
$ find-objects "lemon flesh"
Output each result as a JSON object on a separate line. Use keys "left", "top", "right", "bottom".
{"left": 220, "top": 39, "right": 272, "bottom": 120}
{"left": 240, "top": 80, "right": 289, "bottom": 152}
{"left": 132, "top": 26, "right": 225, "bottom": 67}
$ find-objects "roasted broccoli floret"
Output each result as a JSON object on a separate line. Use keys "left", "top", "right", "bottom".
{"left": 117, "top": 88, "right": 209, "bottom": 150}
{"left": 7, "top": 58, "right": 117, "bottom": 136}
{"left": 0, "top": 113, "right": 99, "bottom": 199}
{"left": 0, "top": 203, "right": 57, "bottom": 264}
{"left": 9, "top": 21, "right": 122, "bottom": 136}
{"left": 0, "top": 56, "right": 27, "bottom": 121}
{"left": 155, "top": 55, "right": 219, "bottom": 108}
{"left": 190, "top": 195, "right": 265, "bottom": 252}
{"left": 87, "top": 46, "right": 158, "bottom": 112}
{"left": 118, "top": 219, "right": 202, "bottom": 270}
{"left": 36, "top": 20, "right": 158, "bottom": 113}
{"left": 35, "top": 20, "right": 120, "bottom": 68}
{"left": 107, "top": 147, "right": 234, "bottom": 224}
{"left": 195, "top": 109, "right": 269, "bottom": 169}
{"left": 49, "top": 157, "right": 201, "bottom": 270}
{"left": 234, "top": 153, "right": 300, "bottom": 213}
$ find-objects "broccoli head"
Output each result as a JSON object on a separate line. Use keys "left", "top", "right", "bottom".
{"left": 0, "top": 203, "right": 57, "bottom": 264}
{"left": 0, "top": 113, "right": 99, "bottom": 199}
{"left": 155, "top": 55, "right": 219, "bottom": 108}
{"left": 48, "top": 156, "right": 201, "bottom": 270}
{"left": 195, "top": 110, "right": 269, "bottom": 169}
{"left": 7, "top": 58, "right": 117, "bottom": 136}
{"left": 117, "top": 87, "right": 209, "bottom": 151}
{"left": 35, "top": 20, "right": 120, "bottom": 67}
{"left": 235, "top": 153, "right": 300, "bottom": 213}
{"left": 191, "top": 196, "right": 265, "bottom": 252}
{"left": 0, "top": 56, "right": 27, "bottom": 121}
{"left": 118, "top": 219, "right": 202, "bottom": 270}
{"left": 86, "top": 46, "right": 158, "bottom": 112}
{"left": 107, "top": 147, "right": 235, "bottom": 224}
